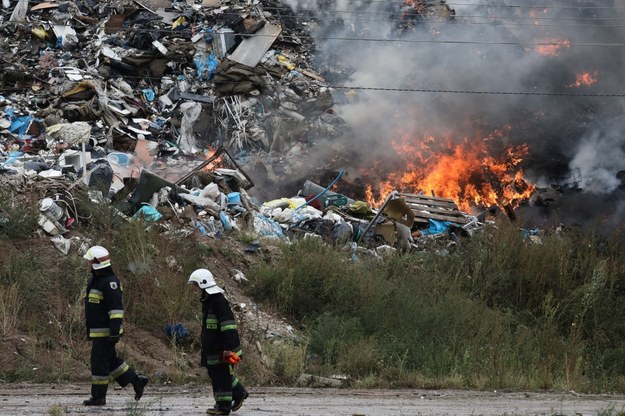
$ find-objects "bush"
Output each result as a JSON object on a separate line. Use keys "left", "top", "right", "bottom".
{"left": 0, "top": 283, "right": 20, "bottom": 337}
{"left": 248, "top": 226, "right": 625, "bottom": 391}
{"left": 265, "top": 340, "right": 307, "bottom": 384}
{"left": 0, "top": 189, "right": 39, "bottom": 240}
{"left": 0, "top": 250, "right": 48, "bottom": 324}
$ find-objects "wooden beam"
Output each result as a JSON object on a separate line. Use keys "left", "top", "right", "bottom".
{"left": 398, "top": 192, "right": 456, "bottom": 203}
{"left": 413, "top": 211, "right": 470, "bottom": 224}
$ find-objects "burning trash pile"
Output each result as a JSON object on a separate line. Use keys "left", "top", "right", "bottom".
{"left": 2, "top": 0, "right": 625, "bottom": 256}
{"left": 0, "top": 0, "right": 491, "bottom": 256}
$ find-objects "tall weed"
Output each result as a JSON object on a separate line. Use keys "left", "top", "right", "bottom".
{"left": 0, "top": 283, "right": 21, "bottom": 337}
{"left": 265, "top": 340, "right": 307, "bottom": 384}
{"left": 0, "top": 189, "right": 39, "bottom": 240}
{"left": 0, "top": 250, "right": 48, "bottom": 324}
{"left": 248, "top": 226, "right": 625, "bottom": 391}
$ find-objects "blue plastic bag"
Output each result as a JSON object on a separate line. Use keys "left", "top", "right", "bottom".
{"left": 165, "top": 322, "right": 189, "bottom": 342}
{"left": 421, "top": 219, "right": 452, "bottom": 236}
{"left": 133, "top": 205, "right": 163, "bottom": 222}
{"left": 142, "top": 89, "right": 155, "bottom": 102}
{"left": 220, "top": 210, "right": 232, "bottom": 231}
{"left": 193, "top": 52, "right": 218, "bottom": 81}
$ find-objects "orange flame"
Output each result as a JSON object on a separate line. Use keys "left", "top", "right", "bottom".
{"left": 362, "top": 128, "right": 535, "bottom": 212}
{"left": 570, "top": 71, "right": 598, "bottom": 88}
{"left": 201, "top": 147, "right": 223, "bottom": 172}
{"left": 535, "top": 38, "right": 570, "bottom": 56}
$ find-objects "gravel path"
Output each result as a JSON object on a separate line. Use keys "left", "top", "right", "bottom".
{"left": 1, "top": 384, "right": 625, "bottom": 415}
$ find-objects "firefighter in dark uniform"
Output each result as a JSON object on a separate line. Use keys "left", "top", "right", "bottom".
{"left": 188, "top": 268, "right": 248, "bottom": 415}
{"left": 82, "top": 245, "right": 149, "bottom": 406}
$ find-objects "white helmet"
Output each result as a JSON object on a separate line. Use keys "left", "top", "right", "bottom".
{"left": 83, "top": 246, "right": 111, "bottom": 270}
{"left": 188, "top": 269, "right": 224, "bottom": 294}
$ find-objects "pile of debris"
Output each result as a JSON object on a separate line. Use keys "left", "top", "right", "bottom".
{"left": 0, "top": 0, "right": 503, "bottom": 257}
{"left": 1, "top": 143, "right": 498, "bottom": 260}
{"left": 0, "top": 0, "right": 342, "bottom": 181}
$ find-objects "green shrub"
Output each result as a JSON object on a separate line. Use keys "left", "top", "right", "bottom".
{"left": 0, "top": 282, "right": 20, "bottom": 337}
{"left": 265, "top": 340, "right": 307, "bottom": 384}
{"left": 0, "top": 189, "right": 39, "bottom": 240}
{"left": 72, "top": 195, "right": 118, "bottom": 233}
{"left": 248, "top": 226, "right": 625, "bottom": 391}
{"left": 0, "top": 250, "right": 48, "bottom": 324}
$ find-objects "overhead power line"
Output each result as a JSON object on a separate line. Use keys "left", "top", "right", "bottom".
{"left": 301, "top": 0, "right": 625, "bottom": 11}
{"left": 12, "top": 2, "right": 625, "bottom": 23}
{"left": 11, "top": 16, "right": 625, "bottom": 30}
{"left": 329, "top": 85, "right": 625, "bottom": 97}
{"left": 10, "top": 71, "right": 621, "bottom": 98}
{"left": 20, "top": 0, "right": 625, "bottom": 11}
{"left": 254, "top": 13, "right": 625, "bottom": 29}
{"left": 6, "top": 20, "right": 625, "bottom": 48}
{"left": 263, "top": 5, "right": 625, "bottom": 22}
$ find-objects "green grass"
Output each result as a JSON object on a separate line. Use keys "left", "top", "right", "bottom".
{"left": 48, "top": 404, "right": 64, "bottom": 416}
{"left": 4, "top": 193, "right": 625, "bottom": 392}
{"left": 0, "top": 188, "right": 39, "bottom": 240}
{"left": 247, "top": 219, "right": 625, "bottom": 391}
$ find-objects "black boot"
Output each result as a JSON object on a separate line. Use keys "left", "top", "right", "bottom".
{"left": 206, "top": 405, "right": 230, "bottom": 415}
{"left": 83, "top": 397, "right": 106, "bottom": 406}
{"left": 132, "top": 375, "right": 149, "bottom": 400}
{"left": 231, "top": 391, "right": 248, "bottom": 412}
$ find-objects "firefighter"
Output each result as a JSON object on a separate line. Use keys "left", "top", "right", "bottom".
{"left": 188, "top": 268, "right": 248, "bottom": 415}
{"left": 82, "top": 245, "right": 149, "bottom": 406}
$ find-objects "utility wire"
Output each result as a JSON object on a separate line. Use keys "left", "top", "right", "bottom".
{"left": 5, "top": 20, "right": 625, "bottom": 47}
{"left": 8, "top": 3, "right": 625, "bottom": 29}
{"left": 262, "top": 5, "right": 625, "bottom": 22}
{"left": 238, "top": 12, "right": 625, "bottom": 28}
{"left": 18, "top": 0, "right": 625, "bottom": 11}
{"left": 7, "top": 73, "right": 621, "bottom": 98}
{"left": 328, "top": 85, "right": 625, "bottom": 97}
{"left": 8, "top": 7, "right": 625, "bottom": 28}
{"left": 295, "top": 0, "right": 625, "bottom": 11}
{"left": 12, "top": 3, "right": 625, "bottom": 23}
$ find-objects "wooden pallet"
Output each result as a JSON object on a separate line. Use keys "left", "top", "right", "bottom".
{"left": 397, "top": 192, "right": 470, "bottom": 224}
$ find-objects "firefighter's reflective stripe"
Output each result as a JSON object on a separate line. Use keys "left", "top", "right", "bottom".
{"left": 90, "top": 327, "right": 124, "bottom": 337}
{"left": 88, "top": 290, "right": 104, "bottom": 304}
{"left": 91, "top": 375, "right": 109, "bottom": 385}
{"left": 90, "top": 328, "right": 110, "bottom": 337}
{"left": 205, "top": 353, "right": 222, "bottom": 365}
{"left": 220, "top": 319, "right": 237, "bottom": 332}
{"left": 109, "top": 309, "right": 124, "bottom": 319}
{"left": 110, "top": 362, "right": 130, "bottom": 379}
{"left": 206, "top": 314, "right": 218, "bottom": 329}
{"left": 206, "top": 350, "right": 242, "bottom": 366}
{"left": 214, "top": 391, "right": 233, "bottom": 402}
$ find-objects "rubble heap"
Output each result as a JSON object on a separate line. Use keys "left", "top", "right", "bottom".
{"left": 1, "top": 0, "right": 346, "bottom": 183}
{"left": 1, "top": 0, "right": 506, "bottom": 257}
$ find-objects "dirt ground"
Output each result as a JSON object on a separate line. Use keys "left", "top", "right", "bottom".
{"left": 1, "top": 384, "right": 625, "bottom": 416}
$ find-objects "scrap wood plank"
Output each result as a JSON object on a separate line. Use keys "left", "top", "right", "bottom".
{"left": 403, "top": 198, "right": 458, "bottom": 210}
{"left": 301, "top": 69, "right": 326, "bottom": 83}
{"left": 228, "top": 23, "right": 282, "bottom": 68}
{"left": 405, "top": 202, "right": 467, "bottom": 217}
{"left": 413, "top": 210, "right": 470, "bottom": 224}
{"left": 399, "top": 192, "right": 456, "bottom": 203}
{"left": 396, "top": 192, "right": 470, "bottom": 224}
{"left": 400, "top": 194, "right": 459, "bottom": 210}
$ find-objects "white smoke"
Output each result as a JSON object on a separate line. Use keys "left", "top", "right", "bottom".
{"left": 570, "top": 127, "right": 625, "bottom": 194}
{"left": 281, "top": 0, "right": 625, "bottom": 228}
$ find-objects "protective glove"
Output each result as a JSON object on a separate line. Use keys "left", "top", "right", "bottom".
{"left": 221, "top": 351, "right": 240, "bottom": 365}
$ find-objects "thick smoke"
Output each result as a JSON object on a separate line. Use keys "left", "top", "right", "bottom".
{"left": 570, "top": 122, "right": 625, "bottom": 194}
{"left": 281, "top": 0, "right": 625, "bottom": 233}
